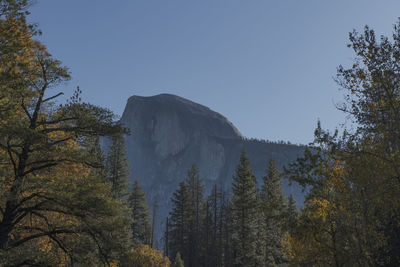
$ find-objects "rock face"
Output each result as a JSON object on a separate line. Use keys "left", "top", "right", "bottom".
{"left": 120, "top": 94, "right": 305, "bottom": 242}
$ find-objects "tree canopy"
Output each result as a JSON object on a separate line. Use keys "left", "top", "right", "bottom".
{"left": 285, "top": 20, "right": 400, "bottom": 266}
{"left": 0, "top": 1, "right": 132, "bottom": 265}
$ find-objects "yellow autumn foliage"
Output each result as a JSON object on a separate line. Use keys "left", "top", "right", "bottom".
{"left": 127, "top": 245, "right": 171, "bottom": 267}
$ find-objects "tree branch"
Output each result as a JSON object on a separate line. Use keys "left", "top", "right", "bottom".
{"left": 42, "top": 92, "right": 63, "bottom": 103}
{"left": 8, "top": 228, "right": 76, "bottom": 249}
{"left": 22, "top": 162, "right": 58, "bottom": 176}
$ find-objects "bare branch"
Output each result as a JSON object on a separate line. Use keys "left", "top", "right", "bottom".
{"left": 38, "top": 116, "right": 77, "bottom": 127}
{"left": 42, "top": 92, "right": 63, "bottom": 103}
{"left": 20, "top": 100, "right": 32, "bottom": 121}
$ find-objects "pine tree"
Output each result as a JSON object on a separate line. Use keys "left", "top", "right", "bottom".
{"left": 261, "top": 158, "right": 287, "bottom": 266}
{"left": 185, "top": 164, "right": 205, "bottom": 267}
{"left": 230, "top": 149, "right": 259, "bottom": 267}
{"left": 172, "top": 252, "right": 185, "bottom": 267}
{"left": 0, "top": 2, "right": 132, "bottom": 264}
{"left": 168, "top": 182, "right": 192, "bottom": 264}
{"left": 84, "top": 135, "right": 109, "bottom": 179}
{"left": 106, "top": 133, "right": 130, "bottom": 199}
{"left": 286, "top": 193, "right": 298, "bottom": 235}
{"left": 221, "top": 192, "right": 233, "bottom": 267}
{"left": 208, "top": 187, "right": 234, "bottom": 267}
{"left": 255, "top": 193, "right": 266, "bottom": 267}
{"left": 202, "top": 185, "right": 220, "bottom": 267}
{"left": 201, "top": 199, "right": 212, "bottom": 267}
{"left": 129, "top": 180, "right": 152, "bottom": 248}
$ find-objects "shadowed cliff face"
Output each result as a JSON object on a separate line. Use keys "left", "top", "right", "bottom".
{"left": 120, "top": 94, "right": 304, "bottom": 243}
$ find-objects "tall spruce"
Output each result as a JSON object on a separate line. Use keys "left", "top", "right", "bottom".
{"left": 255, "top": 192, "right": 266, "bottom": 267}
{"left": 261, "top": 158, "right": 287, "bottom": 266}
{"left": 128, "top": 180, "right": 152, "bottom": 248}
{"left": 106, "top": 133, "right": 130, "bottom": 199}
{"left": 202, "top": 185, "right": 220, "bottom": 267}
{"left": 168, "top": 182, "right": 192, "bottom": 264}
{"left": 203, "top": 186, "right": 233, "bottom": 267}
{"left": 221, "top": 192, "right": 233, "bottom": 267}
{"left": 185, "top": 164, "right": 205, "bottom": 267}
{"left": 230, "top": 149, "right": 259, "bottom": 267}
{"left": 286, "top": 193, "right": 298, "bottom": 234}
{"left": 201, "top": 199, "right": 212, "bottom": 266}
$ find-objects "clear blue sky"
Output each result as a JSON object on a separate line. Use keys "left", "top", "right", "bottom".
{"left": 29, "top": 1, "right": 400, "bottom": 144}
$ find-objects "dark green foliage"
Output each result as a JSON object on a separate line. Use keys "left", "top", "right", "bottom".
{"left": 0, "top": 1, "right": 133, "bottom": 264}
{"left": 128, "top": 180, "right": 151, "bottom": 248}
{"left": 260, "top": 159, "right": 287, "bottom": 266}
{"left": 84, "top": 135, "right": 109, "bottom": 179}
{"left": 185, "top": 164, "right": 205, "bottom": 267}
{"left": 106, "top": 133, "right": 130, "bottom": 199}
{"left": 168, "top": 165, "right": 212, "bottom": 267}
{"left": 166, "top": 157, "right": 290, "bottom": 267}
{"left": 201, "top": 185, "right": 232, "bottom": 267}
{"left": 254, "top": 197, "right": 266, "bottom": 267}
{"left": 172, "top": 252, "right": 185, "bottom": 267}
{"left": 220, "top": 196, "right": 233, "bottom": 267}
{"left": 169, "top": 182, "right": 192, "bottom": 264}
{"left": 286, "top": 194, "right": 298, "bottom": 234}
{"left": 201, "top": 199, "right": 212, "bottom": 266}
{"left": 230, "top": 149, "right": 259, "bottom": 267}
{"left": 284, "top": 21, "right": 400, "bottom": 266}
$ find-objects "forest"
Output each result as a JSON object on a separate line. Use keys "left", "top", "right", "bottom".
{"left": 1, "top": 0, "right": 400, "bottom": 266}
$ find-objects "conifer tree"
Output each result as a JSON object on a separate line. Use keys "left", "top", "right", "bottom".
{"left": 129, "top": 180, "right": 152, "bottom": 248}
{"left": 185, "top": 164, "right": 205, "bottom": 267}
{"left": 286, "top": 193, "right": 298, "bottom": 234}
{"left": 201, "top": 199, "right": 212, "bottom": 266}
{"left": 255, "top": 193, "right": 266, "bottom": 267}
{"left": 172, "top": 252, "right": 185, "bottom": 267}
{"left": 202, "top": 185, "right": 219, "bottom": 267}
{"left": 261, "top": 158, "right": 287, "bottom": 266}
{"left": 106, "top": 133, "right": 130, "bottom": 199}
{"left": 230, "top": 150, "right": 259, "bottom": 267}
{"left": 168, "top": 182, "right": 192, "bottom": 264}
{"left": 221, "top": 193, "right": 233, "bottom": 267}
{"left": 84, "top": 135, "right": 109, "bottom": 179}
{"left": 0, "top": 2, "right": 132, "bottom": 264}
{"left": 203, "top": 185, "right": 233, "bottom": 267}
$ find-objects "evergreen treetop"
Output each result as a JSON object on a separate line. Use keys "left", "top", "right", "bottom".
{"left": 106, "top": 133, "right": 130, "bottom": 199}
{"left": 261, "top": 158, "right": 287, "bottom": 266}
{"left": 231, "top": 149, "right": 259, "bottom": 267}
{"left": 168, "top": 182, "right": 192, "bottom": 263}
{"left": 129, "top": 180, "right": 151, "bottom": 248}
{"left": 261, "top": 158, "right": 286, "bottom": 218}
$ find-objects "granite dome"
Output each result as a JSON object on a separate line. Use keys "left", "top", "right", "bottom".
{"left": 119, "top": 93, "right": 304, "bottom": 242}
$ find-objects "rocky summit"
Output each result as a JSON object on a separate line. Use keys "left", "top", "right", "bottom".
{"left": 120, "top": 94, "right": 305, "bottom": 242}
